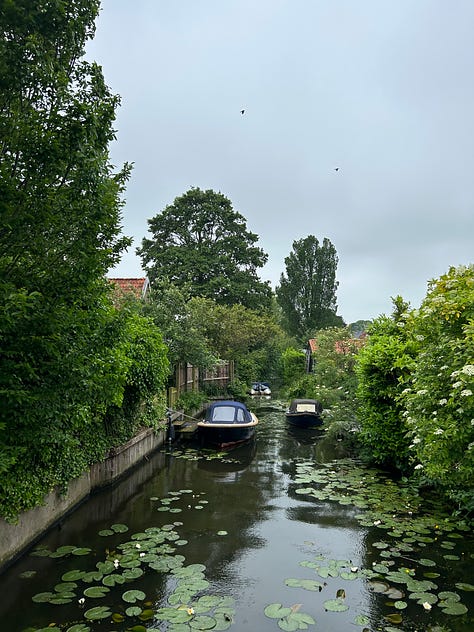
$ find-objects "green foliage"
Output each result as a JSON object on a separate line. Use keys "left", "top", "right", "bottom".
{"left": 276, "top": 235, "right": 344, "bottom": 340}
{"left": 174, "top": 390, "right": 208, "bottom": 416}
{"left": 138, "top": 187, "right": 272, "bottom": 310}
{"left": 0, "top": 2, "right": 169, "bottom": 521}
{"left": 355, "top": 300, "right": 416, "bottom": 471}
{"left": 401, "top": 265, "right": 474, "bottom": 505}
{"left": 281, "top": 347, "right": 306, "bottom": 384}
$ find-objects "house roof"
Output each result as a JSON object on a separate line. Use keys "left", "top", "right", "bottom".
{"left": 308, "top": 339, "right": 318, "bottom": 353}
{"left": 109, "top": 277, "right": 150, "bottom": 300}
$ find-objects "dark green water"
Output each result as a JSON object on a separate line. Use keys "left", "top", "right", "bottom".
{"left": 0, "top": 399, "right": 472, "bottom": 632}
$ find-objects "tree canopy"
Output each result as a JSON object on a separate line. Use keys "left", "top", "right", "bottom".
{"left": 276, "top": 235, "right": 344, "bottom": 339}
{"left": 137, "top": 187, "right": 272, "bottom": 310}
{"left": 0, "top": 0, "right": 170, "bottom": 520}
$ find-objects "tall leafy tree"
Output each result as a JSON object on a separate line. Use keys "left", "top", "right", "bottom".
{"left": 138, "top": 187, "right": 272, "bottom": 310}
{"left": 0, "top": 0, "right": 137, "bottom": 515}
{"left": 276, "top": 235, "right": 344, "bottom": 339}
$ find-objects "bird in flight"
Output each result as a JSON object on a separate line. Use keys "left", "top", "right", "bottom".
{"left": 240, "top": 109, "right": 245, "bottom": 115}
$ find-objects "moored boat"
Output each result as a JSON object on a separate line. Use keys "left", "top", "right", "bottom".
{"left": 285, "top": 398, "right": 323, "bottom": 428}
{"left": 197, "top": 400, "right": 259, "bottom": 449}
{"left": 249, "top": 381, "right": 271, "bottom": 396}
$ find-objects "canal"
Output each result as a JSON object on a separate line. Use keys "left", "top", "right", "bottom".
{"left": 1, "top": 399, "right": 473, "bottom": 632}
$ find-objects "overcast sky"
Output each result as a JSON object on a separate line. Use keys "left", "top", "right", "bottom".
{"left": 86, "top": 0, "right": 474, "bottom": 324}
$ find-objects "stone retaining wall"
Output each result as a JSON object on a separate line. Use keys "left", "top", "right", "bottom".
{"left": 0, "top": 427, "right": 165, "bottom": 572}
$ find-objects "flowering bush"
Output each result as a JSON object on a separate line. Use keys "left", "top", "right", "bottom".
{"left": 402, "top": 265, "right": 474, "bottom": 508}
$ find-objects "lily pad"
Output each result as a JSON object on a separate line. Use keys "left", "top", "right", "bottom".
{"left": 125, "top": 606, "right": 142, "bottom": 616}
{"left": 84, "top": 585, "right": 110, "bottom": 598}
{"left": 353, "top": 614, "right": 370, "bottom": 625}
{"left": 72, "top": 547, "right": 92, "bottom": 556}
{"left": 98, "top": 529, "right": 114, "bottom": 537}
{"left": 189, "top": 615, "right": 217, "bottom": 629}
{"left": 456, "top": 582, "right": 474, "bottom": 591}
{"left": 66, "top": 625, "right": 91, "bottom": 632}
{"left": 62, "top": 569, "right": 85, "bottom": 582}
{"left": 111, "top": 523, "right": 129, "bottom": 533}
{"left": 123, "top": 589, "right": 146, "bottom": 603}
{"left": 440, "top": 602, "right": 468, "bottom": 615}
{"left": 84, "top": 605, "right": 112, "bottom": 620}
{"left": 264, "top": 603, "right": 292, "bottom": 619}
{"left": 324, "top": 598, "right": 349, "bottom": 612}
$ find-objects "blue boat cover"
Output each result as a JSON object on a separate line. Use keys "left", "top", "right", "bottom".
{"left": 205, "top": 400, "right": 252, "bottom": 424}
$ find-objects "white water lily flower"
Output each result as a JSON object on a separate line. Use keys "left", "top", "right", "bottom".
{"left": 78, "top": 597, "right": 85, "bottom": 605}
{"left": 114, "top": 559, "right": 120, "bottom": 567}
{"left": 139, "top": 552, "right": 145, "bottom": 557}
{"left": 135, "top": 543, "right": 141, "bottom": 549}
{"left": 373, "top": 520, "right": 382, "bottom": 526}
{"left": 422, "top": 601, "right": 432, "bottom": 611}
{"left": 350, "top": 566, "right": 359, "bottom": 572}
{"left": 187, "top": 607, "right": 195, "bottom": 615}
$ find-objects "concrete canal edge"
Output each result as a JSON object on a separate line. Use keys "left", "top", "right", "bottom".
{"left": 0, "top": 426, "right": 166, "bottom": 572}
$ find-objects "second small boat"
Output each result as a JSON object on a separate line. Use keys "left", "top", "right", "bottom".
{"left": 285, "top": 398, "right": 323, "bottom": 428}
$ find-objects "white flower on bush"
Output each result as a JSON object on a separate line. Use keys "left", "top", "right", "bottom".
{"left": 412, "top": 437, "right": 421, "bottom": 444}
{"left": 438, "top": 398, "right": 447, "bottom": 405}
{"left": 417, "top": 389, "right": 428, "bottom": 395}
{"left": 414, "top": 464, "right": 423, "bottom": 470}
{"left": 452, "top": 381, "right": 463, "bottom": 389}
{"left": 451, "top": 370, "right": 460, "bottom": 378}
{"left": 433, "top": 428, "right": 444, "bottom": 435}
{"left": 460, "top": 389, "right": 472, "bottom": 397}
{"left": 461, "top": 364, "right": 474, "bottom": 376}
{"left": 415, "top": 335, "right": 425, "bottom": 341}
{"left": 440, "top": 365, "right": 448, "bottom": 371}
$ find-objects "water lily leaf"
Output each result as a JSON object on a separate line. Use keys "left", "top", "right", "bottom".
{"left": 394, "top": 601, "right": 407, "bottom": 609}
{"left": 123, "top": 589, "right": 146, "bottom": 603}
{"left": 408, "top": 591, "right": 437, "bottom": 604}
{"left": 277, "top": 617, "right": 299, "bottom": 632}
{"left": 441, "top": 603, "right": 468, "bottom": 615}
{"left": 285, "top": 578, "right": 324, "bottom": 591}
{"left": 423, "top": 572, "right": 440, "bottom": 579}
{"left": 264, "top": 603, "right": 292, "bottom": 619}
{"left": 418, "top": 558, "right": 435, "bottom": 567}
{"left": 290, "top": 611, "right": 316, "bottom": 625}
{"left": 19, "top": 570, "right": 37, "bottom": 579}
{"left": 54, "top": 582, "right": 77, "bottom": 593}
{"left": 84, "top": 606, "right": 112, "bottom": 620}
{"left": 155, "top": 607, "right": 192, "bottom": 623}
{"left": 111, "top": 523, "right": 128, "bottom": 533}
{"left": 112, "top": 613, "right": 125, "bottom": 623}
{"left": 66, "top": 625, "right": 91, "bottom": 632}
{"left": 455, "top": 582, "right": 474, "bottom": 591}
{"left": 353, "top": 614, "right": 370, "bottom": 625}
{"left": 125, "top": 606, "right": 142, "bottom": 616}
{"left": 103, "top": 573, "right": 126, "bottom": 587}
{"left": 84, "top": 585, "right": 110, "bottom": 598}
{"left": 81, "top": 571, "right": 103, "bottom": 583}
{"left": 438, "top": 591, "right": 460, "bottom": 602}
{"left": 98, "top": 529, "right": 114, "bottom": 537}
{"left": 189, "top": 615, "right": 217, "bottom": 629}
{"left": 127, "top": 626, "right": 147, "bottom": 632}
{"left": 72, "top": 547, "right": 91, "bottom": 556}
{"left": 32, "top": 592, "right": 54, "bottom": 603}
{"left": 50, "top": 545, "right": 77, "bottom": 558}
{"left": 96, "top": 560, "right": 115, "bottom": 574}
{"left": 443, "top": 554, "right": 460, "bottom": 561}
{"left": 122, "top": 568, "right": 144, "bottom": 580}
{"left": 384, "top": 613, "right": 402, "bottom": 624}
{"left": 139, "top": 608, "right": 155, "bottom": 621}
{"left": 324, "top": 598, "right": 349, "bottom": 612}
{"left": 62, "top": 570, "right": 85, "bottom": 582}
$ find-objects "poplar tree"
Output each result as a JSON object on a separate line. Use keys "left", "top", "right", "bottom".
{"left": 276, "top": 235, "right": 344, "bottom": 339}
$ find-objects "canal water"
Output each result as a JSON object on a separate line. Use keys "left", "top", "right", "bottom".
{"left": 0, "top": 399, "right": 473, "bottom": 632}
